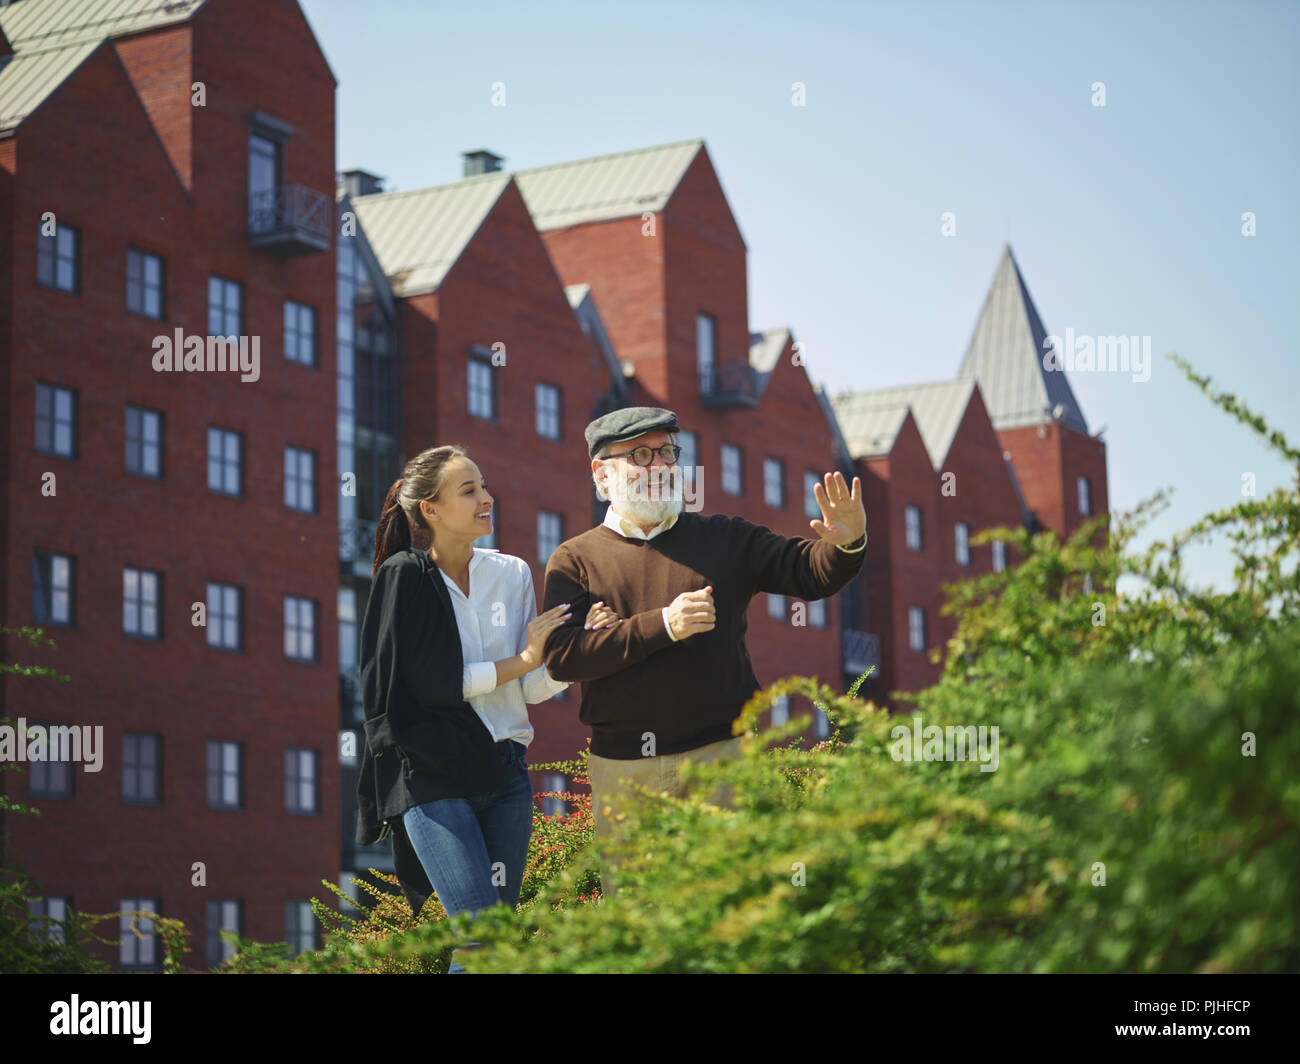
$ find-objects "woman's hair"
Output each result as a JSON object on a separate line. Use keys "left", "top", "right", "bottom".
{"left": 372, "top": 445, "right": 469, "bottom": 576}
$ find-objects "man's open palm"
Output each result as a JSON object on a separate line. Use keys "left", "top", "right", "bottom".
{"left": 810, "top": 471, "right": 866, "bottom": 546}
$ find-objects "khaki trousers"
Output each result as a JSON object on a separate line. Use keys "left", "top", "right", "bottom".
{"left": 586, "top": 735, "right": 743, "bottom": 897}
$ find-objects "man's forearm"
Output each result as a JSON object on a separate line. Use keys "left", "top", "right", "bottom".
{"left": 542, "top": 607, "right": 675, "bottom": 683}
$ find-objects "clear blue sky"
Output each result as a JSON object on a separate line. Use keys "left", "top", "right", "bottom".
{"left": 301, "top": 0, "right": 1299, "bottom": 593}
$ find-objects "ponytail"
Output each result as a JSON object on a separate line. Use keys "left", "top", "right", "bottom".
{"left": 370, "top": 445, "right": 470, "bottom": 577}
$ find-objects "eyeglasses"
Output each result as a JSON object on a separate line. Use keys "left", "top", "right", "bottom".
{"left": 602, "top": 444, "right": 682, "bottom": 467}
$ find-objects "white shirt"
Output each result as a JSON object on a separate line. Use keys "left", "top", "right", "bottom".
{"left": 439, "top": 548, "right": 571, "bottom": 749}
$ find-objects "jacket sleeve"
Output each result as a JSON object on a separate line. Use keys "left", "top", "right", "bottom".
{"left": 517, "top": 563, "right": 571, "bottom": 703}
{"left": 382, "top": 560, "right": 466, "bottom": 709}
{"left": 541, "top": 543, "right": 674, "bottom": 683}
{"left": 740, "top": 515, "right": 866, "bottom": 600}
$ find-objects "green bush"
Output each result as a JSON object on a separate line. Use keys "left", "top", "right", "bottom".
{"left": 287, "top": 353, "right": 1299, "bottom": 973}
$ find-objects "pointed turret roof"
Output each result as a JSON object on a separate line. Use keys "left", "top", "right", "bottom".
{"left": 957, "top": 245, "right": 1089, "bottom": 434}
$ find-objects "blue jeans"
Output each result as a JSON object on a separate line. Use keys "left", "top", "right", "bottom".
{"left": 401, "top": 739, "right": 533, "bottom": 974}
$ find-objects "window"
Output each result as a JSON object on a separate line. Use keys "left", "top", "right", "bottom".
{"left": 285, "top": 749, "right": 318, "bottom": 813}
{"left": 770, "top": 695, "right": 789, "bottom": 726}
{"left": 285, "top": 446, "right": 316, "bottom": 512}
{"left": 468, "top": 355, "right": 495, "bottom": 419}
{"left": 206, "top": 582, "right": 242, "bottom": 651}
{"left": 808, "top": 598, "right": 827, "bottom": 628}
{"left": 535, "top": 383, "right": 561, "bottom": 440}
{"left": 123, "top": 567, "right": 162, "bottom": 638}
{"left": 206, "top": 899, "right": 242, "bottom": 967}
{"left": 339, "top": 588, "right": 359, "bottom": 714}
{"left": 126, "top": 249, "right": 165, "bottom": 318}
{"left": 286, "top": 902, "right": 317, "bottom": 958}
{"left": 28, "top": 897, "right": 70, "bottom": 943}
{"left": 123, "top": 733, "right": 161, "bottom": 804}
{"left": 538, "top": 511, "right": 562, "bottom": 565}
{"left": 905, "top": 506, "right": 924, "bottom": 551}
{"left": 1078, "top": 475, "right": 1092, "bottom": 516}
{"left": 207, "top": 741, "right": 242, "bottom": 809}
{"left": 27, "top": 723, "right": 74, "bottom": 798}
{"left": 763, "top": 458, "right": 784, "bottom": 508}
{"left": 126, "top": 405, "right": 163, "bottom": 477}
{"left": 955, "top": 521, "right": 970, "bottom": 566}
{"left": 722, "top": 444, "right": 742, "bottom": 495}
{"left": 284, "top": 596, "right": 318, "bottom": 662}
{"left": 121, "top": 899, "right": 159, "bottom": 969}
{"left": 992, "top": 540, "right": 1006, "bottom": 573}
{"left": 207, "top": 428, "right": 242, "bottom": 496}
{"left": 37, "top": 221, "right": 78, "bottom": 293}
{"left": 208, "top": 276, "right": 242, "bottom": 338}
{"left": 1082, "top": 573, "right": 1094, "bottom": 595}
{"left": 541, "top": 772, "right": 568, "bottom": 816}
{"left": 697, "top": 313, "right": 716, "bottom": 393}
{"left": 767, "top": 593, "right": 785, "bottom": 620}
{"left": 804, "top": 472, "right": 821, "bottom": 520}
{"left": 33, "top": 550, "right": 75, "bottom": 626}
{"left": 813, "top": 703, "right": 830, "bottom": 739}
{"left": 908, "top": 607, "right": 927, "bottom": 652}
{"left": 35, "top": 383, "right": 77, "bottom": 457}
{"left": 248, "top": 127, "right": 282, "bottom": 229}
{"left": 677, "top": 430, "right": 697, "bottom": 490}
{"left": 284, "top": 301, "right": 316, "bottom": 365}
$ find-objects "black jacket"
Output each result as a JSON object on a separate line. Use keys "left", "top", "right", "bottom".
{"left": 355, "top": 546, "right": 509, "bottom": 917}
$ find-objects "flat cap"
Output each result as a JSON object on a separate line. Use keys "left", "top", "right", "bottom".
{"left": 585, "top": 406, "right": 679, "bottom": 460}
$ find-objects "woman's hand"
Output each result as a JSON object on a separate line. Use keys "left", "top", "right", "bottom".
{"left": 521, "top": 603, "right": 571, "bottom": 668}
{"left": 584, "top": 600, "right": 620, "bottom": 631}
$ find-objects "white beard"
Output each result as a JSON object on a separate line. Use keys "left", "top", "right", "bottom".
{"left": 608, "top": 466, "right": 684, "bottom": 526}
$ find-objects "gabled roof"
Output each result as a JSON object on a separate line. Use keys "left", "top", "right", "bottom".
{"left": 566, "top": 283, "right": 629, "bottom": 405}
{"left": 0, "top": 0, "right": 206, "bottom": 51}
{"left": 0, "top": 38, "right": 99, "bottom": 133}
{"left": 513, "top": 138, "right": 703, "bottom": 231}
{"left": 957, "top": 244, "right": 1089, "bottom": 434}
{"left": 0, "top": 0, "right": 207, "bottom": 134}
{"left": 830, "top": 378, "right": 977, "bottom": 468}
{"left": 349, "top": 172, "right": 513, "bottom": 297}
{"left": 749, "top": 327, "right": 789, "bottom": 398}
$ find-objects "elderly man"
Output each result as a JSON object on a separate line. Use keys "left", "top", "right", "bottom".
{"left": 541, "top": 406, "right": 866, "bottom": 895}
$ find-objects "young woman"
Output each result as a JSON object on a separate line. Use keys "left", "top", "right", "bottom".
{"left": 357, "top": 444, "right": 617, "bottom": 973}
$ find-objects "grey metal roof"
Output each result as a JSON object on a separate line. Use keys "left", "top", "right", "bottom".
{"left": 957, "top": 244, "right": 1089, "bottom": 434}
{"left": 513, "top": 139, "right": 704, "bottom": 232}
{"left": 749, "top": 327, "right": 789, "bottom": 397}
{"left": 0, "top": 0, "right": 206, "bottom": 50}
{"left": 0, "top": 38, "right": 98, "bottom": 132}
{"left": 0, "top": 0, "right": 207, "bottom": 133}
{"left": 349, "top": 172, "right": 513, "bottom": 297}
{"left": 566, "top": 283, "right": 629, "bottom": 404}
{"left": 830, "top": 378, "right": 977, "bottom": 468}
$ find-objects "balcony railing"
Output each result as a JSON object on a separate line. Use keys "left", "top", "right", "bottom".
{"left": 843, "top": 628, "right": 881, "bottom": 676}
{"left": 699, "top": 361, "right": 759, "bottom": 408}
{"left": 249, "top": 184, "right": 331, "bottom": 256}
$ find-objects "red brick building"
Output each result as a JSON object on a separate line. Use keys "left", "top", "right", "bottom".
{"left": 0, "top": 0, "right": 338, "bottom": 970}
{"left": 831, "top": 244, "right": 1109, "bottom": 701}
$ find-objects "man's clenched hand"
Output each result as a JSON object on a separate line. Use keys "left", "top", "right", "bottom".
{"left": 664, "top": 585, "right": 715, "bottom": 640}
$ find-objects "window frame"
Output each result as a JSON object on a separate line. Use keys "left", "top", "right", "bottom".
{"left": 126, "top": 247, "right": 166, "bottom": 320}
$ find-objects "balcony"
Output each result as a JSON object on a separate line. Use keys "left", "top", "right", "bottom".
{"left": 249, "top": 185, "right": 331, "bottom": 256}
{"left": 843, "top": 628, "right": 881, "bottom": 676}
{"left": 699, "top": 361, "right": 759, "bottom": 408}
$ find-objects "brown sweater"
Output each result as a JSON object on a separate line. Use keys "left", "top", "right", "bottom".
{"left": 541, "top": 509, "right": 866, "bottom": 759}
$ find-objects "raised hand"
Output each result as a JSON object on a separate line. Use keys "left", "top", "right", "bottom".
{"left": 810, "top": 471, "right": 866, "bottom": 546}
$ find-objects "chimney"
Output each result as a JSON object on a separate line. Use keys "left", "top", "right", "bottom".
{"left": 339, "top": 169, "right": 385, "bottom": 198}
{"left": 462, "top": 149, "right": 505, "bottom": 177}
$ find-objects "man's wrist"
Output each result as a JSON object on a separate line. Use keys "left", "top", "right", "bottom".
{"left": 834, "top": 533, "right": 867, "bottom": 554}
{"left": 662, "top": 606, "right": 679, "bottom": 642}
